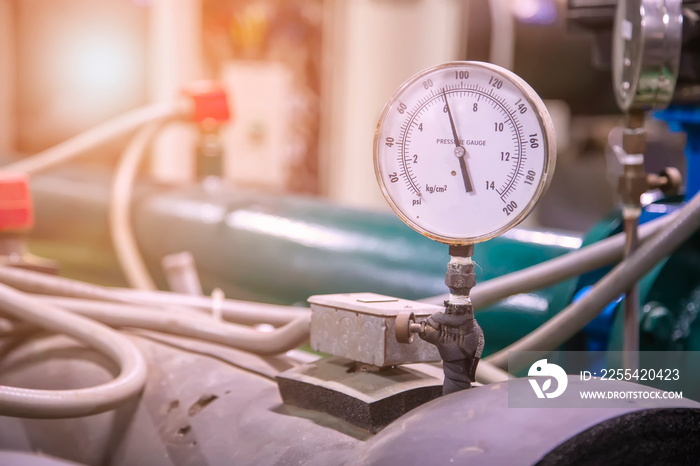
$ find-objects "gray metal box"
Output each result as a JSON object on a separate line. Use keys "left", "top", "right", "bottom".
{"left": 308, "top": 293, "right": 442, "bottom": 367}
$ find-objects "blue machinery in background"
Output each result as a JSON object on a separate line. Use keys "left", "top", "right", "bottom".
{"left": 658, "top": 106, "right": 700, "bottom": 200}
{"left": 571, "top": 108, "right": 700, "bottom": 359}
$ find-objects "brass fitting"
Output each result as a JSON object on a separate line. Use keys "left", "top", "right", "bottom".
{"left": 622, "top": 129, "right": 646, "bottom": 156}
{"left": 618, "top": 163, "right": 648, "bottom": 206}
{"left": 445, "top": 262, "right": 476, "bottom": 296}
{"left": 618, "top": 111, "right": 648, "bottom": 208}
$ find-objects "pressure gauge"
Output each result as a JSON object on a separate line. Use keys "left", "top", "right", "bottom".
{"left": 374, "top": 61, "right": 556, "bottom": 245}
{"left": 612, "top": 0, "right": 682, "bottom": 111}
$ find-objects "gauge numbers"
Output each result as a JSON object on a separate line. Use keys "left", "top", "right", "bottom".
{"left": 374, "top": 61, "right": 556, "bottom": 244}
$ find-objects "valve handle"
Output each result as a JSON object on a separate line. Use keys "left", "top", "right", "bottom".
{"left": 395, "top": 311, "right": 416, "bottom": 344}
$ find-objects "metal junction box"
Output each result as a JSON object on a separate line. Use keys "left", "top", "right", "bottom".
{"left": 308, "top": 293, "right": 442, "bottom": 367}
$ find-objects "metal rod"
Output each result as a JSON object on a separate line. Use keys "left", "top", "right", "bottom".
{"left": 623, "top": 214, "right": 640, "bottom": 371}
{"left": 619, "top": 108, "right": 646, "bottom": 372}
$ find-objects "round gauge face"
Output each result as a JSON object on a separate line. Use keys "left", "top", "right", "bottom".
{"left": 374, "top": 61, "right": 556, "bottom": 245}
{"left": 612, "top": 0, "right": 682, "bottom": 111}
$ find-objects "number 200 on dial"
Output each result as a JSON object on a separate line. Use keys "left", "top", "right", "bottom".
{"left": 374, "top": 61, "right": 556, "bottom": 244}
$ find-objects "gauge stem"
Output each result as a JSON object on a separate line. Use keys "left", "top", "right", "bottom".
{"left": 620, "top": 108, "right": 646, "bottom": 372}
{"left": 418, "top": 243, "right": 484, "bottom": 395}
{"left": 446, "top": 244, "right": 475, "bottom": 305}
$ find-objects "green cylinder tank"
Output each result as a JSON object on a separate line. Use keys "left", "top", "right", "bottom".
{"left": 28, "top": 169, "right": 580, "bottom": 355}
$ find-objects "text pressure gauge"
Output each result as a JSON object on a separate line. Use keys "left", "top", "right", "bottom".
{"left": 612, "top": 0, "right": 682, "bottom": 111}
{"left": 374, "top": 61, "right": 556, "bottom": 245}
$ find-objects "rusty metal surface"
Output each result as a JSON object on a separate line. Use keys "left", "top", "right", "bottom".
{"left": 0, "top": 334, "right": 362, "bottom": 466}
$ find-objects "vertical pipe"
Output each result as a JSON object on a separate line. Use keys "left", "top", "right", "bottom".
{"left": 161, "top": 251, "right": 203, "bottom": 296}
{"left": 148, "top": 0, "right": 203, "bottom": 183}
{"left": 621, "top": 109, "right": 645, "bottom": 371}
{"left": 623, "top": 215, "right": 640, "bottom": 370}
{"left": 488, "top": 0, "right": 515, "bottom": 69}
{"left": 319, "top": 0, "right": 465, "bottom": 209}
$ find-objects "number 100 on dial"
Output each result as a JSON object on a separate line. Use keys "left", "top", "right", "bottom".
{"left": 374, "top": 61, "right": 556, "bottom": 245}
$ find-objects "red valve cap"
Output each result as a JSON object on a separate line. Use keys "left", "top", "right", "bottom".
{"left": 182, "top": 81, "right": 232, "bottom": 124}
{"left": 0, "top": 172, "right": 34, "bottom": 232}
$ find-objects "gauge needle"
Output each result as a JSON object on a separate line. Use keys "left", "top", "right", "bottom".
{"left": 442, "top": 89, "right": 474, "bottom": 193}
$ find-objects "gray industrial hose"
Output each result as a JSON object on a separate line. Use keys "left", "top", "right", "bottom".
{"left": 0, "top": 283, "right": 148, "bottom": 418}
{"left": 118, "top": 289, "right": 306, "bottom": 326}
{"left": 18, "top": 294, "right": 496, "bottom": 381}
{"left": 32, "top": 296, "right": 310, "bottom": 356}
{"left": 486, "top": 192, "right": 700, "bottom": 371}
{"left": 110, "top": 122, "right": 166, "bottom": 291}
{"left": 421, "top": 211, "right": 677, "bottom": 309}
{"left": 0, "top": 266, "right": 143, "bottom": 304}
{"left": 0, "top": 266, "right": 305, "bottom": 326}
{"left": 1, "top": 101, "right": 188, "bottom": 176}
{"left": 475, "top": 360, "right": 510, "bottom": 384}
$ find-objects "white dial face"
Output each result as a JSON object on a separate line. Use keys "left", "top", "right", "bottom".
{"left": 374, "top": 62, "right": 556, "bottom": 244}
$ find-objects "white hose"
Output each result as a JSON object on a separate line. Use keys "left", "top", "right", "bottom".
{"left": 475, "top": 360, "right": 510, "bottom": 384}
{"left": 0, "top": 266, "right": 306, "bottom": 326}
{"left": 15, "top": 292, "right": 497, "bottom": 382}
{"left": 2, "top": 101, "right": 189, "bottom": 176}
{"left": 421, "top": 211, "right": 677, "bottom": 308}
{"left": 110, "top": 122, "right": 166, "bottom": 290}
{"left": 22, "top": 295, "right": 310, "bottom": 357}
{"left": 0, "top": 266, "right": 140, "bottom": 304}
{"left": 119, "top": 289, "right": 307, "bottom": 326}
{"left": 486, "top": 191, "right": 700, "bottom": 371}
{"left": 0, "top": 283, "right": 148, "bottom": 419}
